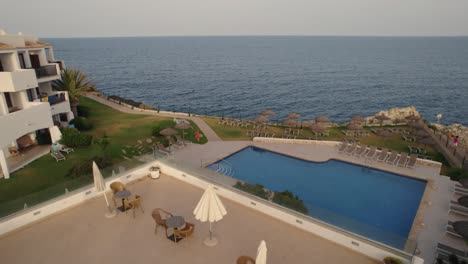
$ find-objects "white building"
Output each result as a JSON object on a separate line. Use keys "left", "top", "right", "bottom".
{"left": 0, "top": 29, "right": 73, "bottom": 179}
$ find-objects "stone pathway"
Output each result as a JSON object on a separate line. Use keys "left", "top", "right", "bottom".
{"left": 85, "top": 94, "right": 222, "bottom": 142}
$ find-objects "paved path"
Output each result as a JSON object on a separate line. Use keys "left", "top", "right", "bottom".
{"left": 85, "top": 94, "right": 221, "bottom": 142}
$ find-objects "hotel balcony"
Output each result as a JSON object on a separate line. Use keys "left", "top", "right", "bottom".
{"left": 34, "top": 64, "right": 60, "bottom": 83}
{"left": 0, "top": 69, "right": 38, "bottom": 92}
{"left": 41, "top": 91, "right": 71, "bottom": 116}
{"left": 0, "top": 102, "right": 53, "bottom": 150}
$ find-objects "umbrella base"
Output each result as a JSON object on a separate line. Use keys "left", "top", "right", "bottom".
{"left": 105, "top": 209, "right": 117, "bottom": 218}
{"left": 204, "top": 237, "right": 218, "bottom": 247}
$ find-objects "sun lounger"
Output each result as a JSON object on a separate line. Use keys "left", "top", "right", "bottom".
{"left": 167, "top": 136, "right": 182, "bottom": 148}
{"left": 376, "top": 149, "right": 389, "bottom": 162}
{"left": 58, "top": 144, "right": 74, "bottom": 154}
{"left": 157, "top": 143, "right": 172, "bottom": 154}
{"left": 175, "top": 135, "right": 191, "bottom": 145}
{"left": 406, "top": 155, "right": 417, "bottom": 168}
{"left": 386, "top": 151, "right": 399, "bottom": 164}
{"left": 365, "top": 147, "right": 377, "bottom": 159}
{"left": 455, "top": 187, "right": 468, "bottom": 196}
{"left": 408, "top": 145, "right": 418, "bottom": 153}
{"left": 354, "top": 146, "right": 367, "bottom": 156}
{"left": 337, "top": 143, "right": 348, "bottom": 153}
{"left": 449, "top": 201, "right": 468, "bottom": 217}
{"left": 437, "top": 242, "right": 467, "bottom": 260}
{"left": 51, "top": 150, "right": 66, "bottom": 162}
{"left": 397, "top": 153, "right": 409, "bottom": 166}
{"left": 345, "top": 144, "right": 357, "bottom": 155}
{"left": 446, "top": 221, "right": 463, "bottom": 238}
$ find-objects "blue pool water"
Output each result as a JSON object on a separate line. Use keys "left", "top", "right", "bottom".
{"left": 208, "top": 146, "right": 426, "bottom": 248}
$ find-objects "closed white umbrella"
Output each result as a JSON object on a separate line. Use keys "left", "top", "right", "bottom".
{"left": 93, "top": 162, "right": 116, "bottom": 218}
{"left": 256, "top": 240, "right": 267, "bottom": 264}
{"left": 193, "top": 184, "right": 227, "bottom": 246}
{"left": 50, "top": 126, "right": 62, "bottom": 143}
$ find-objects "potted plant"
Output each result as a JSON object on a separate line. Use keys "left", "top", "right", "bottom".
{"left": 383, "top": 256, "right": 403, "bottom": 264}
{"left": 149, "top": 166, "right": 160, "bottom": 179}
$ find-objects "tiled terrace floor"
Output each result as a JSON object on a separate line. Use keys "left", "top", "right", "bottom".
{"left": 0, "top": 176, "right": 377, "bottom": 264}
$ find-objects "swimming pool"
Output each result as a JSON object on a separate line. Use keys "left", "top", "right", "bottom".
{"left": 208, "top": 146, "right": 426, "bottom": 248}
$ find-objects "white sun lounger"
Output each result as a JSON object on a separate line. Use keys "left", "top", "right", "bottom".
{"left": 449, "top": 201, "right": 468, "bottom": 217}
{"left": 376, "top": 149, "right": 389, "bottom": 162}
{"left": 365, "top": 147, "right": 377, "bottom": 159}
{"left": 386, "top": 151, "right": 399, "bottom": 164}
{"left": 397, "top": 153, "right": 409, "bottom": 166}
{"left": 406, "top": 155, "right": 417, "bottom": 168}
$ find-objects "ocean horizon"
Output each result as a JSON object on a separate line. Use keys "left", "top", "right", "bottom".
{"left": 47, "top": 36, "right": 468, "bottom": 125}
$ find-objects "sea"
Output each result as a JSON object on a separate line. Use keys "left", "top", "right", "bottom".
{"left": 46, "top": 36, "right": 468, "bottom": 125}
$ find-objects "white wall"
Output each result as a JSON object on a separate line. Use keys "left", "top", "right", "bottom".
{"left": 0, "top": 69, "right": 38, "bottom": 92}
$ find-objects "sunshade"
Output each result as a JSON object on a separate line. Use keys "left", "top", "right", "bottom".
{"left": 351, "top": 116, "right": 366, "bottom": 123}
{"left": 255, "top": 115, "right": 269, "bottom": 124}
{"left": 93, "top": 162, "right": 116, "bottom": 218}
{"left": 315, "top": 116, "right": 330, "bottom": 123}
{"left": 453, "top": 221, "right": 468, "bottom": 239}
{"left": 287, "top": 112, "right": 301, "bottom": 119}
{"left": 458, "top": 196, "right": 468, "bottom": 208}
{"left": 309, "top": 123, "right": 326, "bottom": 133}
{"left": 460, "top": 179, "right": 468, "bottom": 188}
{"left": 260, "top": 109, "right": 275, "bottom": 116}
{"left": 175, "top": 122, "right": 192, "bottom": 140}
{"left": 193, "top": 185, "right": 227, "bottom": 246}
{"left": 347, "top": 122, "right": 363, "bottom": 131}
{"left": 50, "top": 126, "right": 62, "bottom": 143}
{"left": 256, "top": 240, "right": 267, "bottom": 264}
{"left": 282, "top": 119, "right": 298, "bottom": 127}
{"left": 159, "top": 128, "right": 178, "bottom": 136}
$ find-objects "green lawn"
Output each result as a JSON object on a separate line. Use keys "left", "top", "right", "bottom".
{"left": 0, "top": 97, "right": 206, "bottom": 217}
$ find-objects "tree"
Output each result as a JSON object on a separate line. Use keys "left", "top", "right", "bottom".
{"left": 52, "top": 68, "right": 95, "bottom": 117}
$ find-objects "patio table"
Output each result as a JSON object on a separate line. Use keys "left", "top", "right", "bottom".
{"left": 114, "top": 190, "right": 132, "bottom": 212}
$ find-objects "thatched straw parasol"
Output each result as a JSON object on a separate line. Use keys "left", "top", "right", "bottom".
{"left": 376, "top": 130, "right": 392, "bottom": 137}
{"left": 159, "top": 128, "right": 178, "bottom": 136}
{"left": 175, "top": 122, "right": 192, "bottom": 140}
{"left": 282, "top": 119, "right": 298, "bottom": 127}
{"left": 460, "top": 179, "right": 468, "bottom": 189}
{"left": 287, "top": 112, "right": 301, "bottom": 120}
{"left": 351, "top": 116, "right": 366, "bottom": 123}
{"left": 413, "top": 130, "right": 429, "bottom": 138}
{"left": 406, "top": 115, "right": 420, "bottom": 122}
{"left": 255, "top": 115, "right": 269, "bottom": 124}
{"left": 347, "top": 122, "right": 363, "bottom": 131}
{"left": 309, "top": 123, "right": 326, "bottom": 133}
{"left": 260, "top": 109, "right": 275, "bottom": 116}
{"left": 375, "top": 114, "right": 390, "bottom": 126}
{"left": 302, "top": 120, "right": 314, "bottom": 127}
{"left": 417, "top": 136, "right": 434, "bottom": 145}
{"left": 315, "top": 116, "right": 330, "bottom": 123}
{"left": 453, "top": 221, "right": 468, "bottom": 239}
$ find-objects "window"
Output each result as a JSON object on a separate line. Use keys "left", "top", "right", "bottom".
{"left": 59, "top": 113, "right": 68, "bottom": 122}
{"left": 26, "top": 89, "right": 35, "bottom": 102}
{"left": 4, "top": 93, "right": 13, "bottom": 108}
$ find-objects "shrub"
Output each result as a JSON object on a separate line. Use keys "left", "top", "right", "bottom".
{"left": 383, "top": 257, "right": 403, "bottom": 264}
{"left": 36, "top": 130, "right": 52, "bottom": 145}
{"left": 233, "top": 181, "right": 269, "bottom": 199}
{"left": 77, "top": 105, "right": 90, "bottom": 117}
{"left": 447, "top": 168, "right": 468, "bottom": 181}
{"left": 67, "top": 155, "right": 112, "bottom": 178}
{"left": 152, "top": 125, "right": 163, "bottom": 136}
{"left": 272, "top": 190, "right": 308, "bottom": 214}
{"left": 60, "top": 128, "right": 93, "bottom": 147}
{"left": 70, "top": 117, "right": 93, "bottom": 131}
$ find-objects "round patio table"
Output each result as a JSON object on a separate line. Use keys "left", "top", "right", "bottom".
{"left": 166, "top": 216, "right": 185, "bottom": 229}
{"left": 114, "top": 190, "right": 132, "bottom": 211}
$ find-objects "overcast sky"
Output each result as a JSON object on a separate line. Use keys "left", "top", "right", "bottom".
{"left": 2, "top": 0, "right": 468, "bottom": 38}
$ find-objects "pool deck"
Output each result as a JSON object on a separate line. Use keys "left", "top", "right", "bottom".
{"left": 0, "top": 176, "right": 378, "bottom": 264}
{"left": 170, "top": 140, "right": 453, "bottom": 263}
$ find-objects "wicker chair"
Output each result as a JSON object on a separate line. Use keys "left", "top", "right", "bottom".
{"left": 173, "top": 222, "right": 195, "bottom": 243}
{"left": 151, "top": 208, "right": 172, "bottom": 236}
{"left": 237, "top": 256, "right": 255, "bottom": 264}
{"left": 110, "top": 182, "right": 126, "bottom": 206}
{"left": 129, "top": 195, "right": 144, "bottom": 218}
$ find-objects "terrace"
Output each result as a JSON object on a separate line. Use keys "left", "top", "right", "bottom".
{"left": 0, "top": 175, "right": 377, "bottom": 264}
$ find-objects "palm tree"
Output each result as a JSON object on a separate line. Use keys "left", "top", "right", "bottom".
{"left": 52, "top": 69, "right": 95, "bottom": 117}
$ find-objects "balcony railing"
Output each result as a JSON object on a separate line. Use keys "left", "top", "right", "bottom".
{"left": 37, "top": 92, "right": 67, "bottom": 106}
{"left": 34, "top": 64, "right": 58, "bottom": 79}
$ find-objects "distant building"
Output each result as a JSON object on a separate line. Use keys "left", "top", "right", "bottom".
{"left": 0, "top": 29, "right": 73, "bottom": 179}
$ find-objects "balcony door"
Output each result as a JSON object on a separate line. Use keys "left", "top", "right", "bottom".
{"left": 29, "top": 54, "right": 41, "bottom": 69}
{"left": 0, "top": 59, "right": 4, "bottom": 72}
{"left": 18, "top": 53, "right": 26, "bottom": 69}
